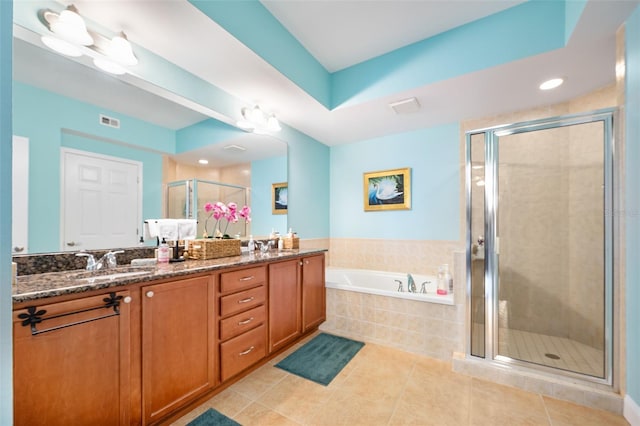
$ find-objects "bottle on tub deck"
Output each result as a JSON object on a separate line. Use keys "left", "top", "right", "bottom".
{"left": 436, "top": 265, "right": 448, "bottom": 295}
{"left": 443, "top": 263, "right": 453, "bottom": 294}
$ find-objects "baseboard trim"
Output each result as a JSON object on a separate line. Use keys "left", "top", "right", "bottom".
{"left": 625, "top": 394, "right": 640, "bottom": 426}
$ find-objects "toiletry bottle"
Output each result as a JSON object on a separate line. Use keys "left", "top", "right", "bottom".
{"left": 436, "top": 265, "right": 448, "bottom": 295}
{"left": 248, "top": 235, "right": 255, "bottom": 252}
{"left": 158, "top": 238, "right": 170, "bottom": 263}
{"left": 443, "top": 263, "right": 453, "bottom": 294}
{"left": 278, "top": 237, "right": 284, "bottom": 251}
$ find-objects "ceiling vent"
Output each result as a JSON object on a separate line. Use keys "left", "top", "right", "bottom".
{"left": 389, "top": 97, "right": 420, "bottom": 114}
{"left": 223, "top": 144, "right": 246, "bottom": 152}
{"left": 99, "top": 114, "right": 120, "bottom": 129}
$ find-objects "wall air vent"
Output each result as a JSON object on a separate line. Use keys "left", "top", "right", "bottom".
{"left": 99, "top": 114, "right": 120, "bottom": 129}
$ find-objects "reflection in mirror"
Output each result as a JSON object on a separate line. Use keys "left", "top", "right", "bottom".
{"left": 166, "top": 179, "right": 250, "bottom": 239}
{"left": 12, "top": 28, "right": 287, "bottom": 255}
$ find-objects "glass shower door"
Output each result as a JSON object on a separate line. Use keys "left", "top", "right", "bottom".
{"left": 494, "top": 120, "right": 609, "bottom": 378}
{"left": 467, "top": 109, "right": 614, "bottom": 382}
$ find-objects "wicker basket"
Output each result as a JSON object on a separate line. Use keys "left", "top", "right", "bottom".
{"left": 282, "top": 236, "right": 299, "bottom": 249}
{"left": 187, "top": 238, "right": 241, "bottom": 260}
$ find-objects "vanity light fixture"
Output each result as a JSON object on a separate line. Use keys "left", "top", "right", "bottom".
{"left": 539, "top": 78, "right": 564, "bottom": 91}
{"left": 39, "top": 6, "right": 138, "bottom": 75}
{"left": 237, "top": 106, "right": 281, "bottom": 133}
{"left": 46, "top": 5, "right": 93, "bottom": 46}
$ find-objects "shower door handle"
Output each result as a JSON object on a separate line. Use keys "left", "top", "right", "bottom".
{"left": 495, "top": 236, "right": 500, "bottom": 255}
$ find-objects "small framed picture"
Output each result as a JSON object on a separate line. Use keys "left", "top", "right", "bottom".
{"left": 272, "top": 182, "right": 288, "bottom": 215}
{"left": 363, "top": 167, "right": 411, "bottom": 211}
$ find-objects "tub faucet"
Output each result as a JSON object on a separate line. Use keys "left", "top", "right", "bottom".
{"left": 407, "top": 274, "right": 416, "bottom": 293}
{"left": 420, "top": 281, "right": 430, "bottom": 294}
{"left": 395, "top": 279, "right": 403, "bottom": 292}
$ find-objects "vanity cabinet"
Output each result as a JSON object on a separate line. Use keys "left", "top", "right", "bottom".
{"left": 268, "top": 253, "right": 326, "bottom": 352}
{"left": 141, "top": 274, "right": 216, "bottom": 424}
{"left": 301, "top": 254, "right": 326, "bottom": 332}
{"left": 218, "top": 266, "right": 267, "bottom": 381}
{"left": 13, "top": 290, "right": 132, "bottom": 426}
{"left": 13, "top": 251, "right": 326, "bottom": 425}
{"left": 268, "top": 259, "right": 301, "bottom": 352}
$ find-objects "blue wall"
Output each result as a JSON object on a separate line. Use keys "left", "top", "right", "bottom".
{"left": 13, "top": 82, "right": 169, "bottom": 252}
{"left": 0, "top": 2, "right": 12, "bottom": 423}
{"left": 626, "top": 4, "right": 640, "bottom": 409}
{"left": 251, "top": 156, "right": 287, "bottom": 236}
{"left": 330, "top": 123, "right": 460, "bottom": 240}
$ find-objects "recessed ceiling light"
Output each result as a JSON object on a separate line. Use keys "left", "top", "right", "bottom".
{"left": 198, "top": 159, "right": 209, "bottom": 165}
{"left": 539, "top": 78, "right": 564, "bottom": 91}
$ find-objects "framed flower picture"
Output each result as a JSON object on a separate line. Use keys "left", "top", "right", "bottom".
{"left": 272, "top": 182, "right": 288, "bottom": 215}
{"left": 363, "top": 167, "right": 411, "bottom": 211}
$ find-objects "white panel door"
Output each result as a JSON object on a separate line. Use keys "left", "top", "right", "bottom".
{"left": 12, "top": 135, "right": 29, "bottom": 254}
{"left": 62, "top": 148, "right": 141, "bottom": 251}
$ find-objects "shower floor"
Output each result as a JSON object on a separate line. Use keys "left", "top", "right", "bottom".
{"left": 472, "top": 324, "right": 604, "bottom": 377}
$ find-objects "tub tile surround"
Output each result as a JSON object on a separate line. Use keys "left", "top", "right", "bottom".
{"left": 322, "top": 245, "right": 465, "bottom": 361}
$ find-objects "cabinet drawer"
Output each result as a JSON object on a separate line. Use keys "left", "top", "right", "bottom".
{"left": 220, "top": 305, "right": 266, "bottom": 341}
{"left": 220, "top": 266, "right": 266, "bottom": 293}
{"left": 220, "top": 285, "right": 265, "bottom": 317}
{"left": 220, "top": 324, "right": 266, "bottom": 381}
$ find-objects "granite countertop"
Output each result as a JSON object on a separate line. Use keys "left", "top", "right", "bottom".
{"left": 13, "top": 249, "right": 326, "bottom": 304}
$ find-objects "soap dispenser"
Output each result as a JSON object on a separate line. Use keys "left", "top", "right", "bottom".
{"left": 248, "top": 235, "right": 255, "bottom": 252}
{"left": 158, "top": 238, "right": 170, "bottom": 263}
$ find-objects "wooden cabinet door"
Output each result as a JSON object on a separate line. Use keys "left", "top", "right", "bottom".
{"left": 268, "top": 259, "right": 301, "bottom": 352}
{"left": 302, "top": 254, "right": 326, "bottom": 332}
{"left": 142, "top": 275, "right": 215, "bottom": 424}
{"left": 13, "top": 290, "right": 131, "bottom": 426}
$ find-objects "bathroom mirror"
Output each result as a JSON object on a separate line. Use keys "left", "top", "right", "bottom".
{"left": 12, "top": 30, "right": 288, "bottom": 254}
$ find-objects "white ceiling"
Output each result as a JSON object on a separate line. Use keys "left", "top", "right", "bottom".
{"left": 13, "top": 0, "right": 640, "bottom": 161}
{"left": 260, "top": 0, "right": 526, "bottom": 72}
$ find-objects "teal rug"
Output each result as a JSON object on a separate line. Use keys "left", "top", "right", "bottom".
{"left": 275, "top": 333, "right": 365, "bottom": 386}
{"left": 187, "top": 408, "right": 240, "bottom": 426}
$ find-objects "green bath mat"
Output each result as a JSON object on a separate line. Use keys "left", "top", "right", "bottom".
{"left": 187, "top": 408, "right": 240, "bottom": 426}
{"left": 275, "top": 333, "right": 365, "bottom": 386}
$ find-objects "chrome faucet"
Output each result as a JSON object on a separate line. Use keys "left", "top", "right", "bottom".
{"left": 395, "top": 279, "right": 403, "bottom": 292}
{"left": 420, "top": 281, "right": 430, "bottom": 294}
{"left": 407, "top": 273, "right": 416, "bottom": 293}
{"left": 76, "top": 250, "right": 124, "bottom": 271}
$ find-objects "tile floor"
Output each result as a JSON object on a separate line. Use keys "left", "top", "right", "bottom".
{"left": 172, "top": 333, "right": 628, "bottom": 426}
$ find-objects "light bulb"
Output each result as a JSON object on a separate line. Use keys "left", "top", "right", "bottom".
{"left": 106, "top": 33, "right": 137, "bottom": 66}
{"left": 50, "top": 6, "right": 93, "bottom": 46}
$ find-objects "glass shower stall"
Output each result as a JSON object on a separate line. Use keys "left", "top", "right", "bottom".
{"left": 466, "top": 109, "right": 615, "bottom": 383}
{"left": 166, "top": 179, "right": 250, "bottom": 239}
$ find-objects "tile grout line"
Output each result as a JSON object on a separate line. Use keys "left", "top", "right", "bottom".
{"left": 540, "top": 393, "right": 554, "bottom": 426}
{"left": 386, "top": 360, "right": 418, "bottom": 426}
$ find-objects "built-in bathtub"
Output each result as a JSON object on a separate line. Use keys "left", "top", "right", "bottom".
{"left": 325, "top": 267, "right": 453, "bottom": 305}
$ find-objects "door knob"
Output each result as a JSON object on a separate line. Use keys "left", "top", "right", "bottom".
{"left": 146, "top": 291, "right": 154, "bottom": 298}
